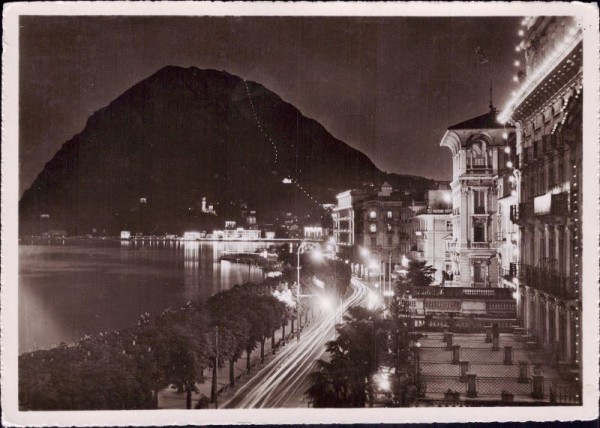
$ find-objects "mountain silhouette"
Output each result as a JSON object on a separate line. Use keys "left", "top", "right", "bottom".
{"left": 19, "top": 66, "right": 434, "bottom": 236}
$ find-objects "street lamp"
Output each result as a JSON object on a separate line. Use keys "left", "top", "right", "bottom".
{"left": 296, "top": 242, "right": 322, "bottom": 340}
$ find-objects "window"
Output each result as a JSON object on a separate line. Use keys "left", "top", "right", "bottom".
{"left": 387, "top": 236, "right": 393, "bottom": 246}
{"left": 474, "top": 190, "right": 485, "bottom": 214}
{"left": 386, "top": 223, "right": 393, "bottom": 233}
{"left": 370, "top": 236, "right": 377, "bottom": 246}
{"left": 473, "top": 262, "right": 486, "bottom": 283}
{"left": 474, "top": 220, "right": 485, "bottom": 242}
{"left": 387, "top": 210, "right": 393, "bottom": 219}
{"left": 446, "top": 220, "right": 452, "bottom": 231}
{"left": 370, "top": 224, "right": 377, "bottom": 233}
{"left": 369, "top": 210, "right": 377, "bottom": 219}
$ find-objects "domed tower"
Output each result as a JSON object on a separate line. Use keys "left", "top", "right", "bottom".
{"left": 440, "top": 106, "right": 515, "bottom": 288}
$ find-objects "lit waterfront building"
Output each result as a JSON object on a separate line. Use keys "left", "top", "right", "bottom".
{"left": 303, "top": 225, "right": 324, "bottom": 241}
{"left": 440, "top": 105, "right": 516, "bottom": 288}
{"left": 499, "top": 16, "right": 582, "bottom": 369}
{"left": 212, "top": 228, "right": 261, "bottom": 240}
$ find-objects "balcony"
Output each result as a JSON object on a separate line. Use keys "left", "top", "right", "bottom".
{"left": 512, "top": 193, "right": 569, "bottom": 225}
{"left": 415, "top": 207, "right": 453, "bottom": 216}
{"left": 468, "top": 242, "right": 491, "bottom": 249}
{"left": 522, "top": 264, "right": 577, "bottom": 301}
{"left": 399, "top": 286, "right": 514, "bottom": 300}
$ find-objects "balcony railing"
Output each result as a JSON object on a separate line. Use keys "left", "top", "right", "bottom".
{"left": 399, "top": 286, "right": 514, "bottom": 300}
{"left": 414, "top": 207, "right": 453, "bottom": 216}
{"left": 512, "top": 193, "right": 569, "bottom": 224}
{"left": 469, "top": 242, "right": 491, "bottom": 249}
{"left": 521, "top": 264, "right": 577, "bottom": 300}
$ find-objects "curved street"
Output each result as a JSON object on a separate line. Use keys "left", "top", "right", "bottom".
{"left": 222, "top": 277, "right": 370, "bottom": 408}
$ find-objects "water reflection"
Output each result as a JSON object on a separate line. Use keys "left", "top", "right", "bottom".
{"left": 19, "top": 240, "right": 274, "bottom": 353}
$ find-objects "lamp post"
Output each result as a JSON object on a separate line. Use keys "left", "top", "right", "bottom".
{"left": 296, "top": 242, "right": 323, "bottom": 341}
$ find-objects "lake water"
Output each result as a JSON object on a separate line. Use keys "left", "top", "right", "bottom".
{"left": 19, "top": 240, "right": 273, "bottom": 354}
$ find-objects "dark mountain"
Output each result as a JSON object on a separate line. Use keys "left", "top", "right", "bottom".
{"left": 19, "top": 66, "right": 434, "bottom": 236}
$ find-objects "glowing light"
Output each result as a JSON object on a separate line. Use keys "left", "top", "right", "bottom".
{"left": 360, "top": 247, "right": 370, "bottom": 258}
{"left": 320, "top": 296, "right": 333, "bottom": 311}
{"left": 518, "top": 29, "right": 524, "bottom": 36}
{"left": 376, "top": 372, "right": 391, "bottom": 391}
{"left": 512, "top": 75, "right": 519, "bottom": 83}
{"left": 367, "top": 292, "right": 380, "bottom": 309}
{"left": 507, "top": 161, "right": 513, "bottom": 168}
{"left": 514, "top": 60, "right": 521, "bottom": 67}
{"left": 509, "top": 176, "right": 516, "bottom": 183}
{"left": 312, "top": 248, "right": 323, "bottom": 261}
{"left": 504, "top": 146, "right": 511, "bottom": 154}
{"left": 313, "top": 277, "right": 325, "bottom": 288}
{"left": 401, "top": 255, "right": 409, "bottom": 267}
{"left": 183, "top": 231, "right": 202, "bottom": 241}
{"left": 500, "top": 22, "right": 582, "bottom": 122}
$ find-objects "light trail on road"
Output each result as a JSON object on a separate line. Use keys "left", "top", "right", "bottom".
{"left": 222, "top": 276, "right": 370, "bottom": 408}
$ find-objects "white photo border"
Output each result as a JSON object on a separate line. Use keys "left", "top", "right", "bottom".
{"left": 2, "top": 1, "right": 598, "bottom": 425}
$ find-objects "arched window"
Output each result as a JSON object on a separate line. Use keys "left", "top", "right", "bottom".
{"left": 470, "top": 141, "right": 488, "bottom": 169}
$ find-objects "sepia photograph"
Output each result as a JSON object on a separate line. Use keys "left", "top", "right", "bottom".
{"left": 2, "top": 1, "right": 598, "bottom": 425}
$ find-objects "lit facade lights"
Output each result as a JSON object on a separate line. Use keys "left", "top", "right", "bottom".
{"left": 518, "top": 29, "right": 524, "bottom": 36}
{"left": 504, "top": 146, "right": 511, "bottom": 153}
{"left": 514, "top": 60, "right": 521, "bottom": 67}
{"left": 502, "top": 132, "right": 509, "bottom": 139}
{"left": 512, "top": 75, "right": 519, "bottom": 83}
{"left": 499, "top": 21, "right": 582, "bottom": 123}
{"left": 506, "top": 161, "right": 513, "bottom": 168}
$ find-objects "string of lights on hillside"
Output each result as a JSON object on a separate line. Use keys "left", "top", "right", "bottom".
{"left": 243, "top": 80, "right": 324, "bottom": 210}
{"left": 498, "top": 18, "right": 582, "bottom": 123}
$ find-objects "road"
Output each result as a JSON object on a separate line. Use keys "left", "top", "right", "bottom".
{"left": 222, "top": 276, "right": 371, "bottom": 408}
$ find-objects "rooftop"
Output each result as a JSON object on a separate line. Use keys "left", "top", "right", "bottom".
{"left": 447, "top": 107, "right": 505, "bottom": 131}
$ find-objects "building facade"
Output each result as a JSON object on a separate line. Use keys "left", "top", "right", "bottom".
{"left": 410, "top": 189, "right": 453, "bottom": 284}
{"left": 500, "top": 16, "right": 582, "bottom": 368}
{"left": 440, "top": 107, "right": 516, "bottom": 288}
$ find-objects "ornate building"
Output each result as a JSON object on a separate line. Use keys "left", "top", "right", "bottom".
{"left": 440, "top": 107, "right": 516, "bottom": 288}
{"left": 499, "top": 16, "right": 582, "bottom": 370}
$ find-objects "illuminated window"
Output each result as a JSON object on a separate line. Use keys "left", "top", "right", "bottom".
{"left": 369, "top": 210, "right": 377, "bottom": 219}
{"left": 387, "top": 210, "right": 393, "bottom": 219}
{"left": 386, "top": 223, "right": 393, "bottom": 232}
{"left": 370, "top": 224, "right": 377, "bottom": 233}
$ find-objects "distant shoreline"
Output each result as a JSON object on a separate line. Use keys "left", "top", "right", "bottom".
{"left": 19, "top": 236, "right": 308, "bottom": 244}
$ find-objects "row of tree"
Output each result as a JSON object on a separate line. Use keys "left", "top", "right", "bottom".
{"left": 19, "top": 282, "right": 290, "bottom": 410}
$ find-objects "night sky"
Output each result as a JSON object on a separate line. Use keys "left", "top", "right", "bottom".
{"left": 19, "top": 16, "right": 523, "bottom": 196}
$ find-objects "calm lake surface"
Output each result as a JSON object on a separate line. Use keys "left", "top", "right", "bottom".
{"left": 19, "top": 240, "right": 273, "bottom": 354}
